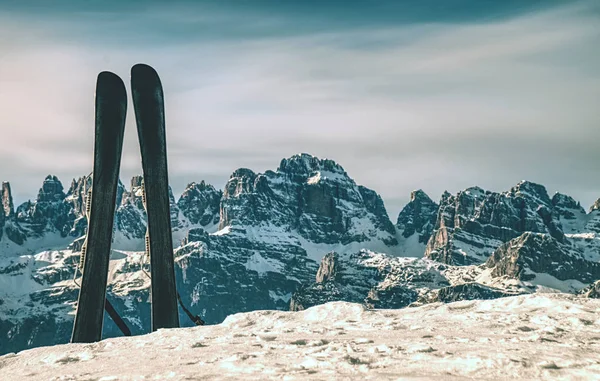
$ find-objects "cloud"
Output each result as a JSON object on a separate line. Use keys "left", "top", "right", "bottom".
{"left": 0, "top": 1, "right": 598, "bottom": 219}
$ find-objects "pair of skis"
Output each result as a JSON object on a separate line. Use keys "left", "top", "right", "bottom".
{"left": 71, "top": 64, "right": 179, "bottom": 343}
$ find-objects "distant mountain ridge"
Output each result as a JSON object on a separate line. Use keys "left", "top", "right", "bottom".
{"left": 0, "top": 153, "right": 598, "bottom": 355}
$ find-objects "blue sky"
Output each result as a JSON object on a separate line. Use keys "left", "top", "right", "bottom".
{"left": 0, "top": 0, "right": 599, "bottom": 218}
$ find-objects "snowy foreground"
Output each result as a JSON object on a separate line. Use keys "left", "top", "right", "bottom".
{"left": 1, "top": 294, "right": 599, "bottom": 380}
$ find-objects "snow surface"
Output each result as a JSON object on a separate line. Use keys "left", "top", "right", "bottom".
{"left": 0, "top": 232, "right": 73, "bottom": 259}
{"left": 1, "top": 294, "right": 599, "bottom": 380}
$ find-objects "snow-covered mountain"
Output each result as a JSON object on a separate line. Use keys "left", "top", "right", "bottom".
{"left": 424, "top": 182, "right": 600, "bottom": 271}
{"left": 219, "top": 154, "right": 398, "bottom": 250}
{"left": 1, "top": 295, "right": 599, "bottom": 380}
{"left": 0, "top": 154, "right": 598, "bottom": 357}
{"left": 0, "top": 153, "right": 404, "bottom": 354}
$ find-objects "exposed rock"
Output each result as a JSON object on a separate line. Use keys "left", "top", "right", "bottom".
{"left": 536, "top": 205, "right": 565, "bottom": 243}
{"left": 585, "top": 208, "right": 600, "bottom": 235}
{"left": 177, "top": 181, "right": 221, "bottom": 227}
{"left": 37, "top": 175, "right": 65, "bottom": 203}
{"left": 425, "top": 181, "right": 564, "bottom": 265}
{"left": 172, "top": 227, "right": 318, "bottom": 325}
{"left": 415, "top": 283, "right": 519, "bottom": 305}
{"left": 2, "top": 182, "right": 14, "bottom": 218}
{"left": 552, "top": 192, "right": 585, "bottom": 221}
{"left": 0, "top": 184, "right": 5, "bottom": 237}
{"left": 15, "top": 175, "right": 71, "bottom": 237}
{"left": 365, "top": 284, "right": 418, "bottom": 309}
{"left": 486, "top": 232, "right": 600, "bottom": 284}
{"left": 289, "top": 282, "right": 348, "bottom": 312}
{"left": 4, "top": 221, "right": 26, "bottom": 245}
{"left": 358, "top": 186, "right": 397, "bottom": 241}
{"left": 181, "top": 227, "right": 209, "bottom": 246}
{"left": 579, "top": 280, "right": 600, "bottom": 298}
{"left": 0, "top": 211, "right": 4, "bottom": 240}
{"left": 2, "top": 157, "right": 597, "bottom": 357}
{"left": 114, "top": 176, "right": 148, "bottom": 242}
{"left": 220, "top": 153, "right": 397, "bottom": 247}
{"left": 315, "top": 252, "right": 341, "bottom": 283}
{"left": 590, "top": 198, "right": 600, "bottom": 213}
{"left": 290, "top": 250, "right": 452, "bottom": 311}
{"left": 396, "top": 189, "right": 438, "bottom": 244}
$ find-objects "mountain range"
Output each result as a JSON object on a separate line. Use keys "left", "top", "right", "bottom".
{"left": 0, "top": 153, "right": 598, "bottom": 355}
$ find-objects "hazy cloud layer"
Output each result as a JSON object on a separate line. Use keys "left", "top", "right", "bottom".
{"left": 0, "top": 0, "right": 598, "bottom": 218}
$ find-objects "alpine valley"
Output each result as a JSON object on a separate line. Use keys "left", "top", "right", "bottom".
{"left": 0, "top": 153, "right": 599, "bottom": 356}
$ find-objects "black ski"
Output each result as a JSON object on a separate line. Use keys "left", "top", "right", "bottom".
{"left": 131, "top": 64, "right": 180, "bottom": 331}
{"left": 71, "top": 72, "right": 127, "bottom": 343}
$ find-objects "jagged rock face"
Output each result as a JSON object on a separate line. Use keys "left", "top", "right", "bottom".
{"left": 62, "top": 175, "right": 129, "bottom": 240}
{"left": 425, "top": 181, "right": 565, "bottom": 265}
{"left": 590, "top": 199, "right": 600, "bottom": 213}
{"left": 15, "top": 176, "right": 72, "bottom": 237}
{"left": 2, "top": 182, "right": 14, "bottom": 218}
{"left": 583, "top": 199, "right": 600, "bottom": 236}
{"left": 315, "top": 251, "right": 341, "bottom": 283}
{"left": 0, "top": 181, "right": 15, "bottom": 241}
{"left": 415, "top": 283, "right": 519, "bottom": 305}
{"left": 357, "top": 186, "right": 397, "bottom": 241}
{"left": 586, "top": 209, "right": 600, "bottom": 235}
{"left": 0, "top": 182, "right": 8, "bottom": 236}
{"left": 2, "top": 173, "right": 222, "bottom": 250}
{"left": 0, "top": 212, "right": 4, "bottom": 240}
{"left": 580, "top": 280, "right": 600, "bottom": 298}
{"left": 64, "top": 176, "right": 91, "bottom": 219}
{"left": 220, "top": 153, "right": 397, "bottom": 246}
{"left": 37, "top": 175, "right": 65, "bottom": 203}
{"left": 177, "top": 181, "right": 221, "bottom": 227}
{"left": 486, "top": 232, "right": 600, "bottom": 284}
{"left": 181, "top": 227, "right": 209, "bottom": 245}
{"left": 0, "top": 229, "right": 319, "bottom": 355}
{"left": 1, "top": 182, "right": 26, "bottom": 244}
{"left": 115, "top": 177, "right": 147, "bottom": 241}
{"left": 290, "top": 250, "right": 453, "bottom": 311}
{"left": 396, "top": 189, "right": 438, "bottom": 244}
{"left": 365, "top": 284, "right": 419, "bottom": 309}
{"left": 219, "top": 168, "right": 283, "bottom": 229}
{"left": 552, "top": 193, "right": 585, "bottom": 221}
{"left": 63, "top": 175, "right": 92, "bottom": 238}
{"left": 168, "top": 187, "right": 183, "bottom": 230}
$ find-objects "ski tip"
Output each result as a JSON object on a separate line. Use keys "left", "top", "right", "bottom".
{"left": 96, "top": 71, "right": 126, "bottom": 96}
{"left": 131, "top": 64, "right": 162, "bottom": 89}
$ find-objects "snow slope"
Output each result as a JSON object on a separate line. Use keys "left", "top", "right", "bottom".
{"left": 1, "top": 294, "right": 599, "bottom": 380}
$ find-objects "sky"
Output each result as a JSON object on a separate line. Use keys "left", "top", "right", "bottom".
{"left": 0, "top": 0, "right": 599, "bottom": 219}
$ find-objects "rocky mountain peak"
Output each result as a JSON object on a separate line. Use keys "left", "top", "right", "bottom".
{"left": 552, "top": 192, "right": 583, "bottom": 211}
{"left": 182, "top": 181, "right": 217, "bottom": 196}
{"left": 130, "top": 175, "right": 144, "bottom": 190}
{"left": 277, "top": 153, "right": 346, "bottom": 178}
{"left": 2, "top": 181, "right": 14, "bottom": 218}
{"left": 462, "top": 186, "right": 487, "bottom": 197}
{"left": 425, "top": 180, "right": 566, "bottom": 265}
{"left": 188, "top": 180, "right": 210, "bottom": 191}
{"left": 440, "top": 190, "right": 452, "bottom": 203}
{"left": 315, "top": 251, "right": 341, "bottom": 283}
{"left": 224, "top": 168, "right": 259, "bottom": 199}
{"left": 230, "top": 168, "right": 257, "bottom": 180}
{"left": 219, "top": 154, "right": 397, "bottom": 247}
{"left": 486, "top": 232, "right": 600, "bottom": 284}
{"left": 549, "top": 192, "right": 587, "bottom": 234}
{"left": 591, "top": 198, "right": 600, "bottom": 213}
{"left": 177, "top": 181, "right": 221, "bottom": 227}
{"left": 410, "top": 189, "right": 430, "bottom": 203}
{"left": 37, "top": 175, "right": 65, "bottom": 203}
{"left": 510, "top": 181, "right": 551, "bottom": 206}
{"left": 397, "top": 189, "right": 438, "bottom": 244}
